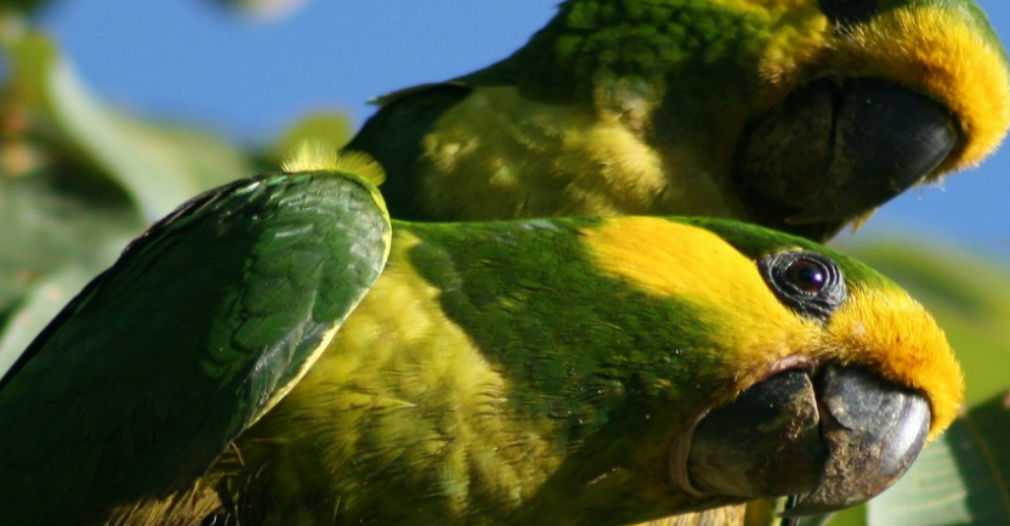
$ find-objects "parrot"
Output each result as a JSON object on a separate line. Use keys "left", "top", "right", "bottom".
{"left": 0, "top": 149, "right": 963, "bottom": 525}
{"left": 343, "top": 0, "right": 1010, "bottom": 241}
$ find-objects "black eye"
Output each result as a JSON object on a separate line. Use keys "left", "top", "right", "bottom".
{"left": 760, "top": 251, "right": 847, "bottom": 321}
{"left": 820, "top": 0, "right": 879, "bottom": 25}
{"left": 785, "top": 258, "right": 828, "bottom": 293}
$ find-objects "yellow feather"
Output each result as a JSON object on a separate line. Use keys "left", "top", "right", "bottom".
{"left": 580, "top": 217, "right": 817, "bottom": 408}
{"left": 755, "top": 2, "right": 1010, "bottom": 175}
{"left": 283, "top": 140, "right": 387, "bottom": 187}
{"left": 580, "top": 217, "right": 961, "bottom": 439}
{"left": 824, "top": 286, "right": 963, "bottom": 440}
{"left": 281, "top": 140, "right": 339, "bottom": 173}
{"left": 835, "top": 5, "right": 1010, "bottom": 173}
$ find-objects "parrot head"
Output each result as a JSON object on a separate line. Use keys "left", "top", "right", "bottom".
{"left": 727, "top": 0, "right": 1010, "bottom": 238}
{"left": 405, "top": 0, "right": 1009, "bottom": 239}
{"left": 531, "top": 215, "right": 966, "bottom": 521}
{"left": 640, "top": 217, "right": 964, "bottom": 516}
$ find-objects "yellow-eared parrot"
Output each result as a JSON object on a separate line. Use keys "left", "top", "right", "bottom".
{"left": 344, "top": 0, "right": 1010, "bottom": 241}
{"left": 0, "top": 152, "right": 963, "bottom": 525}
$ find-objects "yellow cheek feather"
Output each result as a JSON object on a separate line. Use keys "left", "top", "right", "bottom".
{"left": 751, "top": 2, "right": 1009, "bottom": 174}
{"left": 579, "top": 217, "right": 821, "bottom": 406}
{"left": 833, "top": 5, "right": 1010, "bottom": 173}
{"left": 580, "top": 217, "right": 962, "bottom": 439}
{"left": 822, "top": 286, "right": 963, "bottom": 439}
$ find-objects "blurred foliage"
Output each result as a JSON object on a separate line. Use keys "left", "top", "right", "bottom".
{"left": 209, "top": 0, "right": 311, "bottom": 21}
{"left": 1, "top": 0, "right": 308, "bottom": 22}
{"left": 0, "top": 14, "right": 350, "bottom": 374}
{"left": 0, "top": 4, "right": 1006, "bottom": 526}
{"left": 259, "top": 112, "right": 352, "bottom": 168}
{"left": 0, "top": 0, "right": 52, "bottom": 17}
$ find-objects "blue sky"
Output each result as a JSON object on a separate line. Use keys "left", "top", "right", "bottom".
{"left": 39, "top": 0, "right": 1010, "bottom": 262}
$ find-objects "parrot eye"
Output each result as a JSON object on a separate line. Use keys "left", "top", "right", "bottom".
{"left": 820, "top": 0, "right": 879, "bottom": 26}
{"left": 786, "top": 259, "right": 828, "bottom": 293}
{"left": 760, "top": 251, "right": 847, "bottom": 321}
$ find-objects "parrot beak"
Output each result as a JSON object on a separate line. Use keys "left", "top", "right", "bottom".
{"left": 677, "top": 363, "right": 930, "bottom": 515}
{"left": 736, "top": 78, "right": 962, "bottom": 238}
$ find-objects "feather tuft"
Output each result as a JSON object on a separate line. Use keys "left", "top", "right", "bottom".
{"left": 282, "top": 140, "right": 338, "bottom": 173}
{"left": 281, "top": 141, "right": 387, "bottom": 187}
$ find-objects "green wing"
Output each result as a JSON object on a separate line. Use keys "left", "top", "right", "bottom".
{"left": 0, "top": 170, "right": 390, "bottom": 524}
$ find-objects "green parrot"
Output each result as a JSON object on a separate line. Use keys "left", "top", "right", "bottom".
{"left": 344, "top": 0, "right": 1010, "bottom": 241}
{"left": 0, "top": 151, "right": 963, "bottom": 525}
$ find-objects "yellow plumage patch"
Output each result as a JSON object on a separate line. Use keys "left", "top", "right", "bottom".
{"left": 283, "top": 140, "right": 387, "bottom": 186}
{"left": 756, "top": 1, "right": 1010, "bottom": 175}
{"left": 578, "top": 218, "right": 794, "bottom": 327}
{"left": 281, "top": 140, "right": 339, "bottom": 173}
{"left": 823, "top": 286, "right": 963, "bottom": 439}
{"left": 835, "top": 5, "right": 1010, "bottom": 173}
{"left": 580, "top": 217, "right": 961, "bottom": 439}
{"left": 579, "top": 217, "right": 819, "bottom": 407}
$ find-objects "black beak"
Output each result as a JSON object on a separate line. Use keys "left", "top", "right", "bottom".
{"left": 736, "top": 78, "right": 962, "bottom": 240}
{"left": 683, "top": 364, "right": 930, "bottom": 515}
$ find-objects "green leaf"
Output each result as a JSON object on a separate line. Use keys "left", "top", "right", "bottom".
{"left": 1, "top": 27, "right": 58, "bottom": 106}
{"left": 0, "top": 168, "right": 141, "bottom": 315}
{"left": 0, "top": 170, "right": 140, "bottom": 377}
{"left": 867, "top": 392, "right": 1010, "bottom": 526}
{"left": 0, "top": 1, "right": 53, "bottom": 17}
{"left": 797, "top": 504, "right": 865, "bottom": 526}
{"left": 46, "top": 59, "right": 254, "bottom": 221}
{"left": 4, "top": 30, "right": 254, "bottom": 221}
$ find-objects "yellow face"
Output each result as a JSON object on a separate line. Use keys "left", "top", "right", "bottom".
{"left": 580, "top": 216, "right": 962, "bottom": 438}
{"left": 730, "top": 0, "right": 1010, "bottom": 173}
